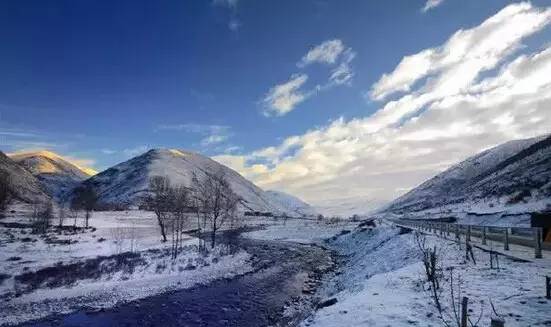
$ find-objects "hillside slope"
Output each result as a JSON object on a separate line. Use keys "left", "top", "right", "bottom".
{"left": 0, "top": 151, "right": 50, "bottom": 204}
{"left": 265, "top": 190, "right": 317, "bottom": 217}
{"left": 10, "top": 151, "right": 94, "bottom": 200}
{"left": 81, "top": 149, "right": 296, "bottom": 215}
{"left": 384, "top": 134, "right": 551, "bottom": 213}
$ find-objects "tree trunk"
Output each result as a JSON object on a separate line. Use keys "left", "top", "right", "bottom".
{"left": 211, "top": 218, "right": 217, "bottom": 249}
{"left": 211, "top": 229, "right": 216, "bottom": 248}
{"left": 157, "top": 215, "right": 167, "bottom": 242}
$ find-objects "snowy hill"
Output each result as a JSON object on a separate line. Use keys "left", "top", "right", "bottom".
{"left": 10, "top": 151, "right": 95, "bottom": 200}
{"left": 384, "top": 134, "right": 551, "bottom": 214}
{"left": 315, "top": 196, "right": 384, "bottom": 218}
{"left": 0, "top": 151, "right": 50, "bottom": 204}
{"left": 81, "top": 149, "right": 298, "bottom": 215}
{"left": 264, "top": 190, "right": 317, "bottom": 217}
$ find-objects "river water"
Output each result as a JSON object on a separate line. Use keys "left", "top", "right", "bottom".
{"left": 22, "top": 236, "right": 336, "bottom": 327}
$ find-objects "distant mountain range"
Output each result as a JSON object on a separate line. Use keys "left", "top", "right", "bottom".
{"left": 79, "top": 149, "right": 310, "bottom": 216}
{"left": 383, "top": 134, "right": 551, "bottom": 214}
{"left": 3, "top": 133, "right": 550, "bottom": 218}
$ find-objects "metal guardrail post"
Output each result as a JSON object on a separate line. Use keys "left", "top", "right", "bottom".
{"left": 535, "top": 227, "right": 543, "bottom": 259}
{"left": 482, "top": 226, "right": 487, "bottom": 245}
{"left": 504, "top": 228, "right": 510, "bottom": 251}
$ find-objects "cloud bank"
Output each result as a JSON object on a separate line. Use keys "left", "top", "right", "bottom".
{"left": 217, "top": 2, "right": 551, "bottom": 209}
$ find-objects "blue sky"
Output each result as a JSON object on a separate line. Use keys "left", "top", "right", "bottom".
{"left": 1, "top": 0, "right": 551, "bottom": 205}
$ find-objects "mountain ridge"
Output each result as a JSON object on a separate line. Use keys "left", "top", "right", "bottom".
{"left": 0, "top": 151, "right": 50, "bottom": 204}
{"left": 10, "top": 150, "right": 94, "bottom": 200}
{"left": 79, "top": 148, "right": 300, "bottom": 216}
{"left": 383, "top": 134, "right": 551, "bottom": 214}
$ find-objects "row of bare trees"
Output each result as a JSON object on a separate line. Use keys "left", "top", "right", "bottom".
{"left": 144, "top": 169, "right": 240, "bottom": 254}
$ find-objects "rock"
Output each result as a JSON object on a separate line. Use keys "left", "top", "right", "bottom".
{"left": 317, "top": 298, "right": 338, "bottom": 309}
{"left": 184, "top": 264, "right": 197, "bottom": 270}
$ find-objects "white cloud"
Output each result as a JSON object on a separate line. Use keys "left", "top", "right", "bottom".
{"left": 262, "top": 39, "right": 356, "bottom": 116}
{"left": 422, "top": 0, "right": 445, "bottom": 13}
{"left": 201, "top": 134, "right": 228, "bottom": 146}
{"left": 212, "top": 0, "right": 240, "bottom": 32}
{"left": 329, "top": 49, "right": 356, "bottom": 85}
{"left": 262, "top": 74, "right": 310, "bottom": 116}
{"left": 216, "top": 3, "right": 551, "bottom": 209}
{"left": 228, "top": 18, "right": 241, "bottom": 32}
{"left": 156, "top": 123, "right": 232, "bottom": 147}
{"left": 370, "top": 2, "right": 551, "bottom": 101}
{"left": 123, "top": 145, "right": 150, "bottom": 158}
{"left": 101, "top": 149, "right": 116, "bottom": 155}
{"left": 298, "top": 39, "right": 345, "bottom": 67}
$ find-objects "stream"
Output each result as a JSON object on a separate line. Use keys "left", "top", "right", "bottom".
{"left": 20, "top": 235, "right": 337, "bottom": 327}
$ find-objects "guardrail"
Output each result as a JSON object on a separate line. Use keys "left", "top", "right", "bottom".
{"left": 392, "top": 219, "right": 546, "bottom": 259}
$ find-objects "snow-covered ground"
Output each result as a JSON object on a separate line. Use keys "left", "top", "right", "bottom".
{"left": 381, "top": 197, "right": 551, "bottom": 227}
{"left": 243, "top": 218, "right": 359, "bottom": 244}
{"left": 0, "top": 208, "right": 254, "bottom": 326}
{"left": 303, "top": 223, "right": 551, "bottom": 326}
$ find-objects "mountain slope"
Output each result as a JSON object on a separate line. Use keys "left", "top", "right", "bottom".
{"left": 265, "top": 190, "right": 317, "bottom": 217}
{"left": 81, "top": 149, "right": 296, "bottom": 215}
{"left": 0, "top": 151, "right": 50, "bottom": 204}
{"left": 10, "top": 151, "right": 95, "bottom": 200}
{"left": 384, "top": 134, "right": 551, "bottom": 213}
{"left": 316, "top": 196, "right": 385, "bottom": 218}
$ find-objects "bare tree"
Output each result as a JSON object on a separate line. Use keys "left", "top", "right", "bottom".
{"left": 0, "top": 172, "right": 12, "bottom": 216}
{"left": 192, "top": 170, "right": 239, "bottom": 249}
{"left": 168, "top": 185, "right": 191, "bottom": 259}
{"left": 32, "top": 201, "right": 54, "bottom": 234}
{"left": 69, "top": 206, "right": 79, "bottom": 228}
{"left": 72, "top": 185, "right": 98, "bottom": 228}
{"left": 144, "top": 176, "right": 172, "bottom": 242}
{"left": 58, "top": 203, "right": 66, "bottom": 229}
{"left": 415, "top": 231, "right": 442, "bottom": 312}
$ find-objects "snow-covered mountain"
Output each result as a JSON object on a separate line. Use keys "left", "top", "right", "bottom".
{"left": 315, "top": 196, "right": 385, "bottom": 218}
{"left": 81, "top": 149, "right": 298, "bottom": 215}
{"left": 384, "top": 134, "right": 551, "bottom": 214}
{"left": 10, "top": 151, "right": 95, "bottom": 200}
{"left": 0, "top": 151, "right": 50, "bottom": 204}
{"left": 264, "top": 190, "right": 317, "bottom": 217}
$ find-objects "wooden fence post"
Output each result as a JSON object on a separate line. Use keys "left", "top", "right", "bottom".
{"left": 466, "top": 225, "right": 471, "bottom": 242}
{"left": 456, "top": 224, "right": 460, "bottom": 241}
{"left": 461, "top": 296, "right": 468, "bottom": 327}
{"left": 535, "top": 228, "right": 542, "bottom": 259}
{"left": 491, "top": 318, "right": 505, "bottom": 327}
{"left": 546, "top": 276, "right": 551, "bottom": 299}
{"left": 482, "top": 226, "right": 487, "bottom": 245}
{"left": 503, "top": 228, "right": 509, "bottom": 251}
